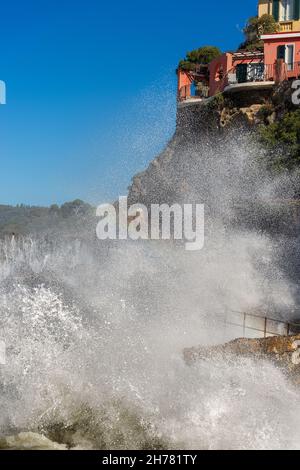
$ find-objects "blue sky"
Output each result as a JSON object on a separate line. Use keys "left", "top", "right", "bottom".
{"left": 0, "top": 0, "right": 257, "bottom": 206}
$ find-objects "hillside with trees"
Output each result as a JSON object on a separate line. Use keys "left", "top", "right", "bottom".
{"left": 0, "top": 199, "right": 95, "bottom": 238}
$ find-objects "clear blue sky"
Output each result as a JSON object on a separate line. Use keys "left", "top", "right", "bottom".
{"left": 0, "top": 0, "right": 257, "bottom": 206}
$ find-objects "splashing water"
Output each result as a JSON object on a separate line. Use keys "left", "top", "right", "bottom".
{"left": 0, "top": 231, "right": 299, "bottom": 450}
{"left": 1, "top": 129, "right": 300, "bottom": 449}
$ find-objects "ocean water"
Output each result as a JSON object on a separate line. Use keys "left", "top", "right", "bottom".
{"left": 0, "top": 231, "right": 299, "bottom": 450}
{"left": 1, "top": 125, "right": 300, "bottom": 450}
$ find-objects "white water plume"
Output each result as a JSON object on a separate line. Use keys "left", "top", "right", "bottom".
{"left": 0, "top": 124, "right": 300, "bottom": 449}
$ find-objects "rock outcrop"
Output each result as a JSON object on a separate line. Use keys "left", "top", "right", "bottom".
{"left": 127, "top": 83, "right": 299, "bottom": 235}
{"left": 128, "top": 97, "right": 253, "bottom": 208}
{"left": 0, "top": 432, "right": 67, "bottom": 450}
{"left": 184, "top": 335, "right": 300, "bottom": 376}
{"left": 127, "top": 88, "right": 274, "bottom": 209}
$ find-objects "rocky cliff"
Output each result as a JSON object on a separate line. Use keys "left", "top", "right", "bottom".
{"left": 184, "top": 334, "right": 300, "bottom": 384}
{"left": 127, "top": 84, "right": 300, "bottom": 235}
{"left": 128, "top": 88, "right": 276, "bottom": 208}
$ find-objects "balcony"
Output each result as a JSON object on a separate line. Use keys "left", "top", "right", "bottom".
{"left": 220, "top": 63, "right": 280, "bottom": 94}
{"left": 232, "top": 63, "right": 277, "bottom": 83}
{"left": 221, "top": 61, "right": 300, "bottom": 93}
{"left": 279, "top": 21, "right": 293, "bottom": 32}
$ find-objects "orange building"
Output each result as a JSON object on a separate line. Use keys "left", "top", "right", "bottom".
{"left": 261, "top": 31, "right": 300, "bottom": 78}
{"left": 177, "top": 1, "right": 300, "bottom": 103}
{"left": 177, "top": 65, "right": 209, "bottom": 102}
{"left": 208, "top": 51, "right": 266, "bottom": 96}
{"left": 177, "top": 69, "right": 193, "bottom": 101}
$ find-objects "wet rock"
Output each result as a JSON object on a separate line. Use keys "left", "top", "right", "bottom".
{"left": 184, "top": 334, "right": 300, "bottom": 372}
{"left": 239, "top": 104, "right": 263, "bottom": 124}
{"left": 0, "top": 432, "right": 67, "bottom": 450}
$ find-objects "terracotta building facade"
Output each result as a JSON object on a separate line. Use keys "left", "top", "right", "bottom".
{"left": 177, "top": 1, "right": 300, "bottom": 103}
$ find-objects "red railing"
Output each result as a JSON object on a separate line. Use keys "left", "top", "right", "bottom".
{"left": 286, "top": 61, "right": 300, "bottom": 78}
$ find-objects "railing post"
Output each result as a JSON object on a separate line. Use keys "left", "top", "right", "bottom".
{"left": 275, "top": 59, "right": 285, "bottom": 84}
{"left": 243, "top": 313, "right": 246, "bottom": 338}
{"left": 264, "top": 317, "right": 267, "bottom": 338}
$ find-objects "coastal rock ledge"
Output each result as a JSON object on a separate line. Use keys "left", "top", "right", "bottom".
{"left": 184, "top": 335, "right": 300, "bottom": 373}
{"left": 0, "top": 432, "right": 67, "bottom": 450}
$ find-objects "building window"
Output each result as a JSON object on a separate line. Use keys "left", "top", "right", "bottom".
{"left": 277, "top": 44, "right": 294, "bottom": 70}
{"left": 280, "top": 0, "right": 295, "bottom": 21}
{"left": 286, "top": 44, "right": 294, "bottom": 69}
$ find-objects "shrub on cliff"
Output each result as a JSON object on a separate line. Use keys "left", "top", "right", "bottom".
{"left": 239, "top": 14, "right": 279, "bottom": 51}
{"left": 259, "top": 109, "right": 300, "bottom": 170}
{"left": 179, "top": 46, "right": 222, "bottom": 71}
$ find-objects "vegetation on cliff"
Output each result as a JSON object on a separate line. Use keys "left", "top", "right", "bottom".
{"left": 239, "top": 14, "right": 279, "bottom": 51}
{"left": 203, "top": 82, "right": 300, "bottom": 174}
{"left": 259, "top": 109, "right": 300, "bottom": 171}
{"left": 178, "top": 46, "right": 222, "bottom": 71}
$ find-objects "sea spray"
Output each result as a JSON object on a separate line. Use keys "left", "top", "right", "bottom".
{"left": 0, "top": 231, "right": 299, "bottom": 449}
{"left": 1, "top": 128, "right": 300, "bottom": 449}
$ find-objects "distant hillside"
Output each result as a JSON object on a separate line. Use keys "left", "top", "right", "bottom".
{"left": 0, "top": 199, "right": 95, "bottom": 238}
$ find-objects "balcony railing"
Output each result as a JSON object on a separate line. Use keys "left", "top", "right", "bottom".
{"left": 179, "top": 61, "right": 300, "bottom": 102}
{"left": 216, "top": 61, "right": 296, "bottom": 93}
{"left": 225, "top": 63, "right": 278, "bottom": 87}
{"left": 279, "top": 21, "right": 293, "bottom": 32}
{"left": 285, "top": 61, "right": 300, "bottom": 76}
{"left": 225, "top": 310, "right": 300, "bottom": 339}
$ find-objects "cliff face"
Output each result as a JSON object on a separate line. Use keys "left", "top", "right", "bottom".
{"left": 127, "top": 91, "right": 271, "bottom": 209}
{"left": 128, "top": 100, "right": 222, "bottom": 207}
{"left": 184, "top": 335, "right": 300, "bottom": 383}
{"left": 127, "top": 85, "right": 300, "bottom": 236}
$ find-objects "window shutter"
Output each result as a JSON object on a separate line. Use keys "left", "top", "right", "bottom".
{"left": 277, "top": 45, "right": 286, "bottom": 60}
{"left": 236, "top": 64, "right": 248, "bottom": 83}
{"left": 294, "top": 0, "right": 300, "bottom": 20}
{"left": 273, "top": 0, "right": 280, "bottom": 21}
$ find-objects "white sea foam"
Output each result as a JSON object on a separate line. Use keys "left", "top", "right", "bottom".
{"left": 0, "top": 123, "right": 300, "bottom": 449}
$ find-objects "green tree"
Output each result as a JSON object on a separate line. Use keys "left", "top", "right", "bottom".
{"left": 240, "top": 14, "right": 279, "bottom": 51}
{"left": 260, "top": 109, "right": 300, "bottom": 170}
{"left": 179, "top": 46, "right": 222, "bottom": 71}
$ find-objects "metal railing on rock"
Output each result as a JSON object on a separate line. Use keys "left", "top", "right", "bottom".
{"left": 225, "top": 310, "right": 300, "bottom": 339}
